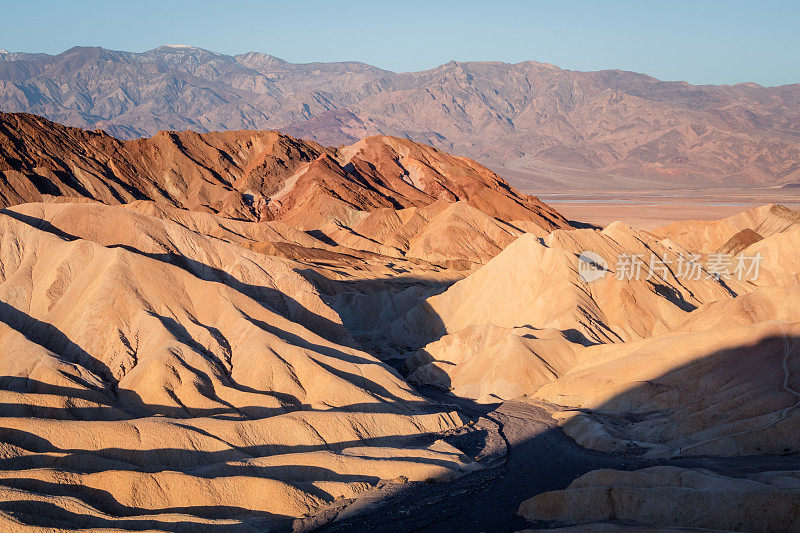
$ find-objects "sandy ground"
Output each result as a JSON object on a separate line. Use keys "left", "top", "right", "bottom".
{"left": 535, "top": 188, "right": 800, "bottom": 229}
{"left": 491, "top": 158, "right": 800, "bottom": 229}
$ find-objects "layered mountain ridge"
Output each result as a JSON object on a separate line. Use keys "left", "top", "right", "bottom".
{"left": 2, "top": 46, "right": 800, "bottom": 186}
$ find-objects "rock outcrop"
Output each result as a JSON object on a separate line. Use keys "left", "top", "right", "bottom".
{"left": 518, "top": 467, "right": 800, "bottom": 531}
{"left": 655, "top": 203, "right": 800, "bottom": 253}
{"left": 394, "top": 222, "right": 747, "bottom": 352}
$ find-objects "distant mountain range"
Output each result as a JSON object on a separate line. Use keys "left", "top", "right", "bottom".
{"left": 2, "top": 45, "right": 800, "bottom": 188}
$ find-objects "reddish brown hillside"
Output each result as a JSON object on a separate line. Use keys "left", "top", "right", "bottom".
{"left": 0, "top": 112, "right": 569, "bottom": 231}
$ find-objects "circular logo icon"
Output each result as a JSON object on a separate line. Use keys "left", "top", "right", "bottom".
{"left": 577, "top": 250, "right": 608, "bottom": 283}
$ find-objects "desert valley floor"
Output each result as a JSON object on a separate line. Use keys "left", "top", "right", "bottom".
{"left": 539, "top": 188, "right": 800, "bottom": 230}
{"left": 0, "top": 113, "right": 799, "bottom": 532}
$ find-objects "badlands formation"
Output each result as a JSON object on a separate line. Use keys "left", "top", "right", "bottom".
{"left": 0, "top": 113, "right": 798, "bottom": 531}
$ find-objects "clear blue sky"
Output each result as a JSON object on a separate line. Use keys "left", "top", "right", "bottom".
{"left": 2, "top": 0, "right": 799, "bottom": 86}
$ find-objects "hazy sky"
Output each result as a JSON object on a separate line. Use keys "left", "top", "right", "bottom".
{"left": 2, "top": 0, "right": 799, "bottom": 86}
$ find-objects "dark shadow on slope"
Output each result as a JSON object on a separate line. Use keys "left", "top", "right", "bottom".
{"left": 0, "top": 370, "right": 442, "bottom": 422}
{"left": 304, "top": 229, "right": 339, "bottom": 247}
{"left": 1, "top": 211, "right": 799, "bottom": 531}
{"left": 566, "top": 219, "right": 602, "bottom": 230}
{"left": 0, "top": 209, "right": 351, "bottom": 345}
{"left": 105, "top": 244, "right": 352, "bottom": 345}
{"left": 0, "top": 301, "right": 117, "bottom": 391}
{"left": 1, "top": 332, "right": 800, "bottom": 531}
{"left": 0, "top": 303, "right": 442, "bottom": 422}
{"left": 0, "top": 476, "right": 295, "bottom": 523}
{"left": 315, "top": 332, "right": 800, "bottom": 533}
{"left": 0, "top": 208, "right": 467, "bottom": 359}
{"left": 240, "top": 315, "right": 383, "bottom": 368}
{"left": 0, "top": 424, "right": 469, "bottom": 473}
{"left": 649, "top": 281, "right": 697, "bottom": 312}
{"left": 287, "top": 268, "right": 455, "bottom": 360}
{"left": 0, "top": 499, "right": 288, "bottom": 532}
{"left": 0, "top": 209, "right": 81, "bottom": 241}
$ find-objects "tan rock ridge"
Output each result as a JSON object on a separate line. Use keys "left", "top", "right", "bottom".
{"left": 518, "top": 466, "right": 800, "bottom": 531}
{"left": 534, "top": 319, "right": 800, "bottom": 457}
{"left": 655, "top": 203, "right": 800, "bottom": 254}
{"left": 406, "top": 325, "right": 582, "bottom": 403}
{"left": 0, "top": 201, "right": 470, "bottom": 529}
{"left": 396, "top": 211, "right": 800, "bottom": 464}
{"left": 393, "top": 220, "right": 747, "bottom": 352}
{"left": 738, "top": 226, "right": 800, "bottom": 287}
